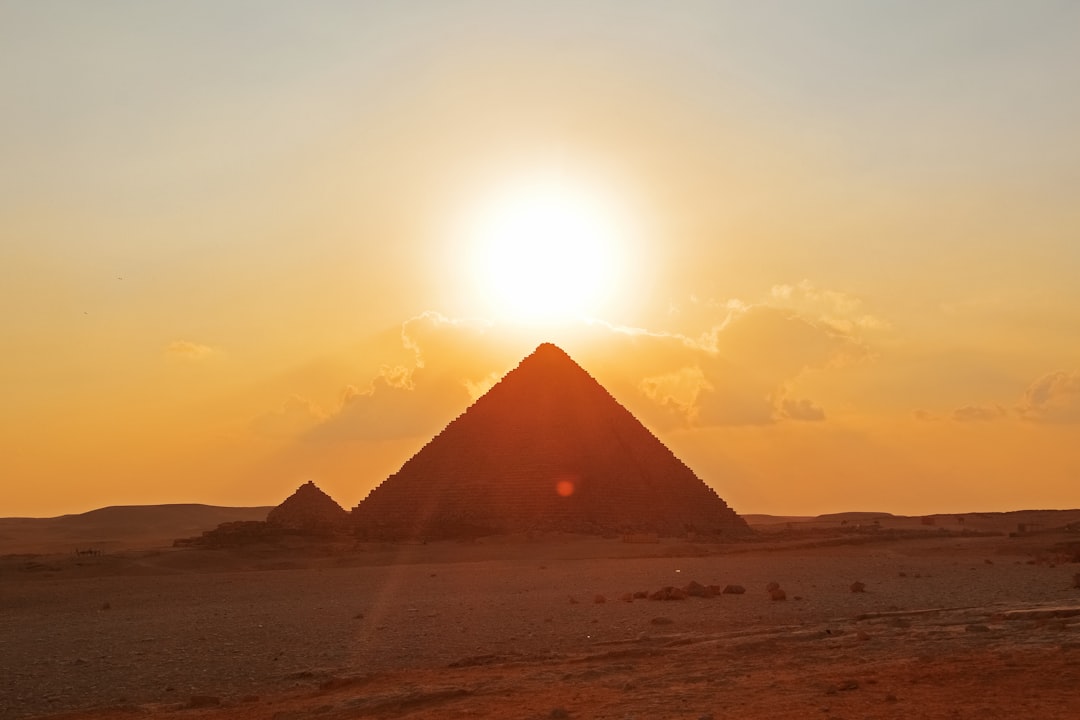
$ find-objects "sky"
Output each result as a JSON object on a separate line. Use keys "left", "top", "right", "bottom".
{"left": 2, "top": 1, "right": 1079, "bottom": 518}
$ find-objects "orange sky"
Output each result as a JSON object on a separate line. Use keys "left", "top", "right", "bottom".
{"left": 2, "top": 2, "right": 1078, "bottom": 517}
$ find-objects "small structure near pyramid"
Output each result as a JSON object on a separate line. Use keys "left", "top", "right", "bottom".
{"left": 267, "top": 481, "right": 349, "bottom": 534}
{"left": 174, "top": 482, "right": 349, "bottom": 547}
{"left": 352, "top": 343, "right": 750, "bottom": 540}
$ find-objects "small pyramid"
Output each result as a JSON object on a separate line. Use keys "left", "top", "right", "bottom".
{"left": 268, "top": 481, "right": 349, "bottom": 533}
{"left": 352, "top": 343, "right": 750, "bottom": 539}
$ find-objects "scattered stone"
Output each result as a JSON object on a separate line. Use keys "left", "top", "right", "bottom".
{"left": 353, "top": 613, "right": 364, "bottom": 620}
{"left": 856, "top": 630, "right": 871, "bottom": 641}
{"left": 175, "top": 520, "right": 283, "bottom": 548}
{"left": 766, "top": 581, "right": 780, "bottom": 592}
{"left": 683, "top": 580, "right": 707, "bottom": 597}
{"left": 649, "top": 586, "right": 688, "bottom": 601}
{"left": 550, "top": 708, "right": 570, "bottom": 719}
{"left": 568, "top": 596, "right": 579, "bottom": 604}
{"left": 1073, "top": 573, "right": 1080, "bottom": 589}
{"left": 984, "top": 559, "right": 994, "bottom": 565}
{"left": 633, "top": 591, "right": 648, "bottom": 599}
{"left": 100, "top": 602, "right": 111, "bottom": 611}
{"left": 794, "top": 595, "right": 804, "bottom": 601}
{"left": 593, "top": 594, "right": 606, "bottom": 604}
{"left": 850, "top": 581, "right": 866, "bottom": 593}
{"left": 186, "top": 696, "right": 221, "bottom": 709}
{"left": 705, "top": 584, "right": 721, "bottom": 597}
{"left": 650, "top": 617, "right": 674, "bottom": 625}
{"left": 837, "top": 680, "right": 859, "bottom": 691}
{"left": 885, "top": 694, "right": 898, "bottom": 703}
{"left": 620, "top": 593, "right": 634, "bottom": 603}
{"left": 898, "top": 572, "right": 907, "bottom": 577}
{"left": 722, "top": 584, "right": 746, "bottom": 595}
{"left": 965, "top": 624, "right": 991, "bottom": 633}
{"left": 769, "top": 588, "right": 787, "bottom": 601}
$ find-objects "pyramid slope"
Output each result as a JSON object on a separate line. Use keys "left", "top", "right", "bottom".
{"left": 352, "top": 343, "right": 750, "bottom": 539}
{"left": 268, "top": 481, "right": 349, "bottom": 532}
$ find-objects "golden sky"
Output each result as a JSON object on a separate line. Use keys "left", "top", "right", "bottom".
{"left": 2, "top": 2, "right": 1078, "bottom": 517}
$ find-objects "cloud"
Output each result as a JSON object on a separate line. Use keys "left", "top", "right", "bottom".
{"left": 309, "top": 369, "right": 469, "bottom": 442}
{"left": 250, "top": 396, "right": 325, "bottom": 438}
{"left": 780, "top": 397, "right": 826, "bottom": 422}
{"left": 305, "top": 313, "right": 515, "bottom": 443}
{"left": 770, "top": 280, "right": 890, "bottom": 333}
{"left": 704, "top": 304, "right": 868, "bottom": 373}
{"left": 463, "top": 371, "right": 501, "bottom": 401}
{"left": 1017, "top": 370, "right": 1080, "bottom": 423}
{"left": 689, "top": 306, "right": 857, "bottom": 426}
{"left": 939, "top": 369, "right": 1080, "bottom": 424}
{"left": 164, "top": 340, "right": 216, "bottom": 360}
{"left": 399, "top": 311, "right": 499, "bottom": 374}
{"left": 952, "top": 404, "right": 1007, "bottom": 422}
{"left": 912, "top": 409, "right": 939, "bottom": 421}
{"left": 594, "top": 303, "right": 859, "bottom": 427}
{"left": 294, "top": 284, "right": 875, "bottom": 442}
{"left": 639, "top": 366, "right": 714, "bottom": 425}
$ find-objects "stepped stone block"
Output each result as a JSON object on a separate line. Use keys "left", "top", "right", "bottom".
{"left": 268, "top": 480, "right": 349, "bottom": 533}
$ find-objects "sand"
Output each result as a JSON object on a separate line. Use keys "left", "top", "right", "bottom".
{"left": 2, "top": 523, "right": 1079, "bottom": 719}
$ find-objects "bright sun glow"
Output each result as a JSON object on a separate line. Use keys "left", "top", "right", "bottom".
{"left": 466, "top": 174, "right": 626, "bottom": 323}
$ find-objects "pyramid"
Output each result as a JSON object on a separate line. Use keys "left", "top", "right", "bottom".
{"left": 352, "top": 343, "right": 750, "bottom": 540}
{"left": 267, "top": 481, "right": 349, "bottom": 533}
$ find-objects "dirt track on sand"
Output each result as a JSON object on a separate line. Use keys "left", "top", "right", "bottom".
{"left": 2, "top": 534, "right": 1079, "bottom": 719}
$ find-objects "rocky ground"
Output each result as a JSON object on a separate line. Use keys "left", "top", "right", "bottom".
{"left": 1, "top": 531, "right": 1079, "bottom": 719}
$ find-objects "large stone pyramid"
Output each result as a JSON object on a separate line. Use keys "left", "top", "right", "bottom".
{"left": 351, "top": 343, "right": 750, "bottom": 540}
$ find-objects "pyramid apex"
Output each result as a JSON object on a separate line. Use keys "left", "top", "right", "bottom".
{"left": 521, "top": 342, "right": 583, "bottom": 369}
{"left": 530, "top": 342, "right": 570, "bottom": 356}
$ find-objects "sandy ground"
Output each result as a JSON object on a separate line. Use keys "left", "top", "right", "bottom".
{"left": 2, "top": 528, "right": 1079, "bottom": 719}
{"left": 0, "top": 506, "right": 271, "bottom": 556}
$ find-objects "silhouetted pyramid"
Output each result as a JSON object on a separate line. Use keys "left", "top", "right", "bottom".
{"left": 352, "top": 343, "right": 750, "bottom": 539}
{"left": 267, "top": 481, "right": 349, "bottom": 532}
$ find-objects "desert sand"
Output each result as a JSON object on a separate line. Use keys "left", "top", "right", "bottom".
{"left": 2, "top": 512, "right": 1079, "bottom": 719}
{"left": 0, "top": 506, "right": 272, "bottom": 556}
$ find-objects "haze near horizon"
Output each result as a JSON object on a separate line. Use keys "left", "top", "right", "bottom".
{"left": 2, "top": 2, "right": 1079, "bottom": 518}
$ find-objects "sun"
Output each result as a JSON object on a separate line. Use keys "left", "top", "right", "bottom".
{"left": 465, "top": 173, "right": 627, "bottom": 323}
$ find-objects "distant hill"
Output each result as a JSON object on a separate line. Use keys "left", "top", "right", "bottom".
{"left": 815, "top": 512, "right": 897, "bottom": 522}
{"left": 0, "top": 504, "right": 272, "bottom": 554}
{"left": 744, "top": 509, "right": 1080, "bottom": 534}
